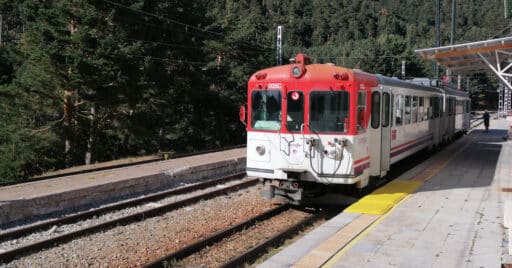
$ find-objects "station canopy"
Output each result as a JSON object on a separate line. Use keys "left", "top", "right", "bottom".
{"left": 415, "top": 36, "right": 512, "bottom": 89}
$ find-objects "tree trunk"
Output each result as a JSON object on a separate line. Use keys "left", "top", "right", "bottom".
{"left": 64, "top": 19, "right": 78, "bottom": 167}
{"left": 63, "top": 89, "right": 74, "bottom": 166}
{"left": 158, "top": 127, "right": 165, "bottom": 152}
{"left": 85, "top": 106, "right": 95, "bottom": 165}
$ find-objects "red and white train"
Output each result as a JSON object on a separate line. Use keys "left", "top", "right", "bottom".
{"left": 240, "top": 54, "right": 470, "bottom": 204}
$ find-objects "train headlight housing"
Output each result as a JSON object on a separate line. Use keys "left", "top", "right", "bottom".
{"left": 292, "top": 66, "right": 301, "bottom": 77}
{"left": 256, "top": 145, "right": 266, "bottom": 155}
{"left": 290, "top": 65, "right": 305, "bottom": 78}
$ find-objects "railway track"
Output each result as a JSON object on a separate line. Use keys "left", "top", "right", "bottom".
{"left": 144, "top": 205, "right": 331, "bottom": 268}
{"left": 0, "top": 172, "right": 254, "bottom": 263}
{"left": 221, "top": 208, "right": 330, "bottom": 268}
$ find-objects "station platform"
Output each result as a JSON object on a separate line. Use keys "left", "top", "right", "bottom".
{"left": 259, "top": 118, "right": 512, "bottom": 268}
{"left": 0, "top": 148, "right": 245, "bottom": 227}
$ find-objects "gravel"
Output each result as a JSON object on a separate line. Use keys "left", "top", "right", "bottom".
{"left": 179, "top": 208, "right": 313, "bottom": 267}
{"left": 0, "top": 177, "right": 253, "bottom": 254}
{"left": 4, "top": 184, "right": 276, "bottom": 267}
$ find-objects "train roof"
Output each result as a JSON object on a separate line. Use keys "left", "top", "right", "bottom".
{"left": 249, "top": 54, "right": 469, "bottom": 98}
{"left": 249, "top": 63, "right": 374, "bottom": 84}
{"left": 441, "top": 86, "right": 470, "bottom": 98}
{"left": 376, "top": 75, "right": 469, "bottom": 98}
{"left": 376, "top": 75, "right": 442, "bottom": 94}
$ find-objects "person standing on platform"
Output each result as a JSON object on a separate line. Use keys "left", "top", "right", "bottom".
{"left": 483, "top": 110, "right": 490, "bottom": 132}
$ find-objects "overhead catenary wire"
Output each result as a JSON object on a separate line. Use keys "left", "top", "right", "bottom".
{"left": 54, "top": 41, "right": 269, "bottom": 70}
{"left": 119, "top": 37, "right": 274, "bottom": 55}
{"left": 101, "top": 0, "right": 273, "bottom": 52}
{"left": 112, "top": 15, "right": 272, "bottom": 54}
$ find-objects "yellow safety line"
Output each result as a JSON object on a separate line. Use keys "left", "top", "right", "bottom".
{"left": 322, "top": 196, "right": 411, "bottom": 267}
{"left": 343, "top": 180, "right": 422, "bottom": 215}
{"left": 292, "top": 214, "right": 380, "bottom": 268}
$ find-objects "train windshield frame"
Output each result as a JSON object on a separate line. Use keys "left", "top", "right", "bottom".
{"left": 286, "top": 91, "right": 304, "bottom": 132}
{"left": 250, "top": 90, "right": 282, "bottom": 131}
{"left": 309, "top": 90, "right": 350, "bottom": 133}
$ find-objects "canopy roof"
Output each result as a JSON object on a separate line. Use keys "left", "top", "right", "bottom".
{"left": 415, "top": 36, "right": 512, "bottom": 75}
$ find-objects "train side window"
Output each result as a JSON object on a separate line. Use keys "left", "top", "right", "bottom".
{"left": 429, "top": 97, "right": 433, "bottom": 119}
{"left": 447, "top": 98, "right": 452, "bottom": 116}
{"left": 457, "top": 99, "right": 463, "bottom": 114}
{"left": 411, "top": 96, "right": 418, "bottom": 123}
{"left": 395, "top": 94, "right": 403, "bottom": 126}
{"left": 357, "top": 91, "right": 366, "bottom": 132}
{"left": 286, "top": 91, "right": 304, "bottom": 132}
{"left": 382, "top": 92, "right": 390, "bottom": 127}
{"left": 390, "top": 94, "right": 394, "bottom": 127}
{"left": 371, "top": 92, "right": 381, "bottom": 129}
{"left": 450, "top": 97, "right": 455, "bottom": 116}
{"left": 430, "top": 97, "right": 436, "bottom": 118}
{"left": 424, "top": 97, "right": 430, "bottom": 120}
{"left": 404, "top": 96, "right": 411, "bottom": 124}
{"left": 428, "top": 97, "right": 432, "bottom": 119}
{"left": 434, "top": 97, "right": 439, "bottom": 118}
{"left": 434, "top": 97, "right": 440, "bottom": 118}
{"left": 418, "top": 97, "right": 424, "bottom": 122}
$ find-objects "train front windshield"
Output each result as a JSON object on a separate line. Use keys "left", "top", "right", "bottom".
{"left": 309, "top": 91, "right": 349, "bottom": 133}
{"left": 250, "top": 89, "right": 350, "bottom": 133}
{"left": 251, "top": 90, "right": 282, "bottom": 131}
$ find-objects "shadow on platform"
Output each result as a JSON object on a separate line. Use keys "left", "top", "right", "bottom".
{"left": 417, "top": 129, "right": 508, "bottom": 192}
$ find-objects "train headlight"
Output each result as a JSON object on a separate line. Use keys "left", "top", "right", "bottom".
{"left": 256, "top": 145, "right": 266, "bottom": 155}
{"left": 292, "top": 66, "right": 301, "bottom": 77}
{"left": 291, "top": 65, "right": 305, "bottom": 78}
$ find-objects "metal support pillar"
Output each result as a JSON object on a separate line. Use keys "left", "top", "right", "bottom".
{"left": 276, "top": 26, "right": 283, "bottom": 66}
{"left": 506, "top": 77, "right": 512, "bottom": 114}
{"left": 435, "top": 0, "right": 440, "bottom": 79}
{"left": 499, "top": 83, "right": 504, "bottom": 115}
{"left": 477, "top": 51, "right": 512, "bottom": 89}
{"left": 478, "top": 51, "right": 512, "bottom": 115}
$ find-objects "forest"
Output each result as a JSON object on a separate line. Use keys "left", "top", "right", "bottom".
{"left": 0, "top": 0, "right": 510, "bottom": 183}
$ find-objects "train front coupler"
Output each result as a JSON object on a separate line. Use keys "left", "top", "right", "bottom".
{"left": 260, "top": 180, "right": 304, "bottom": 205}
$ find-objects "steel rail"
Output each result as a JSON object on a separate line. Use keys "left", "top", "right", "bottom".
{"left": 0, "top": 177, "right": 257, "bottom": 263}
{"left": 0, "top": 172, "right": 245, "bottom": 242}
{"left": 143, "top": 204, "right": 291, "bottom": 268}
{"left": 220, "top": 209, "right": 330, "bottom": 268}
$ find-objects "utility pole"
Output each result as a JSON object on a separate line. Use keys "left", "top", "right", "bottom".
{"left": 447, "top": 0, "right": 456, "bottom": 79}
{"left": 0, "top": 15, "right": 3, "bottom": 45}
{"left": 276, "top": 26, "right": 283, "bottom": 66}
{"left": 401, "top": 60, "right": 406, "bottom": 80}
{"left": 450, "top": 0, "right": 456, "bottom": 45}
{"left": 505, "top": 0, "right": 508, "bottom": 18}
{"left": 435, "top": 0, "right": 440, "bottom": 80}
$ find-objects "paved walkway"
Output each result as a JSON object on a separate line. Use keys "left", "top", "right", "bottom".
{"left": 0, "top": 148, "right": 245, "bottom": 226}
{"left": 331, "top": 119, "right": 510, "bottom": 267}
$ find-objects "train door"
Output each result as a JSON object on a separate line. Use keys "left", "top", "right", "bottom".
{"left": 431, "top": 96, "right": 441, "bottom": 147}
{"left": 440, "top": 94, "right": 447, "bottom": 143}
{"left": 368, "top": 88, "right": 388, "bottom": 177}
{"left": 380, "top": 90, "right": 391, "bottom": 175}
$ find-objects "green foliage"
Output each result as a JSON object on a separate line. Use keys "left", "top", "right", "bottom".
{"left": 0, "top": 0, "right": 508, "bottom": 182}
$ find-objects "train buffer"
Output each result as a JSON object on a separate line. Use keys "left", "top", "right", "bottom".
{"left": 259, "top": 118, "right": 512, "bottom": 268}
